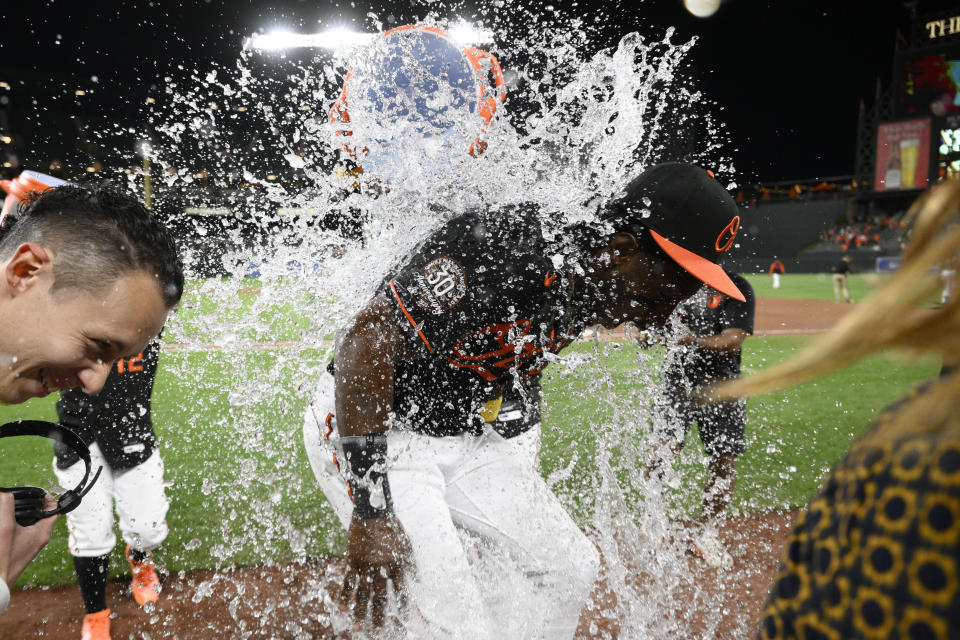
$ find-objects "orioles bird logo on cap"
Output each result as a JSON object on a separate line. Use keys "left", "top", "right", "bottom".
{"left": 715, "top": 216, "right": 740, "bottom": 253}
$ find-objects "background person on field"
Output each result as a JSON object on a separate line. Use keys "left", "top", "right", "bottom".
{"left": 54, "top": 342, "right": 168, "bottom": 640}
{"left": 719, "top": 181, "right": 960, "bottom": 640}
{"left": 939, "top": 254, "right": 956, "bottom": 304}
{"left": 831, "top": 255, "right": 852, "bottom": 303}
{"left": 650, "top": 269, "right": 755, "bottom": 569}
{"left": 768, "top": 259, "right": 784, "bottom": 289}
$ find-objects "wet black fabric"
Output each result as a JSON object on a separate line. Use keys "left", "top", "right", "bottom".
{"left": 492, "top": 381, "right": 542, "bottom": 439}
{"left": 664, "top": 272, "right": 755, "bottom": 387}
{"left": 384, "top": 206, "right": 579, "bottom": 437}
{"left": 54, "top": 340, "right": 160, "bottom": 471}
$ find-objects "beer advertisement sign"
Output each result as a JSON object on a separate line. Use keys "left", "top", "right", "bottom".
{"left": 875, "top": 118, "right": 931, "bottom": 191}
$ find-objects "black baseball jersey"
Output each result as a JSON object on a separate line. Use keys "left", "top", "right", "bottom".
{"left": 382, "top": 206, "right": 580, "bottom": 437}
{"left": 54, "top": 340, "right": 160, "bottom": 471}
{"left": 493, "top": 380, "right": 542, "bottom": 439}
{"left": 832, "top": 260, "right": 851, "bottom": 275}
{"left": 665, "top": 272, "right": 755, "bottom": 386}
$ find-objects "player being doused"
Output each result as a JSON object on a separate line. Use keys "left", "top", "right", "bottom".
{"left": 303, "top": 159, "right": 746, "bottom": 637}
{"left": 647, "top": 268, "right": 755, "bottom": 569}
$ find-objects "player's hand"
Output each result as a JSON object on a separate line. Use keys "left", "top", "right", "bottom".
{"left": 340, "top": 513, "right": 411, "bottom": 629}
{"left": 0, "top": 492, "right": 57, "bottom": 586}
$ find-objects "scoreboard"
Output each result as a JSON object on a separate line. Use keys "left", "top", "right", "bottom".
{"left": 875, "top": 11, "right": 960, "bottom": 191}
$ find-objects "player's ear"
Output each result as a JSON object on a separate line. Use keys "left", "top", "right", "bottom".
{"left": 4, "top": 242, "right": 53, "bottom": 295}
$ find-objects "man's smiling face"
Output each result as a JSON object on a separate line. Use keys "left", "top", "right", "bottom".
{"left": 0, "top": 245, "right": 168, "bottom": 404}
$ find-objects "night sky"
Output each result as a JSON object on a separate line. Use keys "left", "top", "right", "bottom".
{"left": 0, "top": 0, "right": 956, "bottom": 183}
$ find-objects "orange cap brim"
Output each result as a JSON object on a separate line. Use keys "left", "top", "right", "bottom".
{"left": 649, "top": 229, "right": 745, "bottom": 302}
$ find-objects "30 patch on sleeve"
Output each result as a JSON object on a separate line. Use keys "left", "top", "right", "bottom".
{"left": 412, "top": 257, "right": 467, "bottom": 314}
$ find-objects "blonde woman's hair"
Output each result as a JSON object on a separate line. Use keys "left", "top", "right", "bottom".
{"left": 717, "top": 180, "right": 960, "bottom": 437}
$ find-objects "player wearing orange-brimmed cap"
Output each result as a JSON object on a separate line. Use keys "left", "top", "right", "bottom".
{"left": 601, "top": 162, "right": 745, "bottom": 302}
{"left": 302, "top": 161, "right": 745, "bottom": 637}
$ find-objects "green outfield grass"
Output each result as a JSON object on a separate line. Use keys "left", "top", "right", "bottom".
{"left": 169, "top": 272, "right": 943, "bottom": 346}
{"left": 169, "top": 278, "right": 324, "bottom": 344}
{"left": 539, "top": 337, "right": 939, "bottom": 522}
{"left": 743, "top": 272, "right": 883, "bottom": 301}
{"left": 167, "top": 272, "right": 942, "bottom": 351}
{"left": 742, "top": 271, "right": 941, "bottom": 304}
{"left": 0, "top": 330, "right": 939, "bottom": 589}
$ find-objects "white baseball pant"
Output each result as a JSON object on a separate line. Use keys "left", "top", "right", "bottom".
{"left": 303, "top": 373, "right": 599, "bottom": 640}
{"left": 53, "top": 444, "right": 169, "bottom": 558}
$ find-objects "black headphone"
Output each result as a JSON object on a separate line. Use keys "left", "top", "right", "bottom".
{"left": 0, "top": 421, "right": 102, "bottom": 526}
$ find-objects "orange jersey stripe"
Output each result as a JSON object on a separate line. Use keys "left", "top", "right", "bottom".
{"left": 389, "top": 280, "right": 434, "bottom": 354}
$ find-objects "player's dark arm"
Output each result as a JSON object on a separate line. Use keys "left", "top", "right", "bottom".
{"left": 334, "top": 294, "right": 408, "bottom": 437}
{"left": 680, "top": 328, "right": 748, "bottom": 353}
{"left": 333, "top": 294, "right": 413, "bottom": 629}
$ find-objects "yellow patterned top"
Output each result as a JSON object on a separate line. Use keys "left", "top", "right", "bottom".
{"left": 759, "top": 381, "right": 960, "bottom": 640}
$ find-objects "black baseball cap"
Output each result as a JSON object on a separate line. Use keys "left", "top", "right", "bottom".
{"left": 605, "top": 162, "right": 745, "bottom": 302}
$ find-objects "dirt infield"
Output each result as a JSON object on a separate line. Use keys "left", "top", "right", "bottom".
{"left": 0, "top": 512, "right": 798, "bottom": 639}
{"left": 588, "top": 296, "right": 858, "bottom": 340}
{"left": 0, "top": 297, "right": 842, "bottom": 639}
{"left": 753, "top": 297, "right": 858, "bottom": 336}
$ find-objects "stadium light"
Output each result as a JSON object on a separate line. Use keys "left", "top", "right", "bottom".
{"left": 248, "top": 23, "right": 494, "bottom": 52}
{"left": 248, "top": 28, "right": 375, "bottom": 51}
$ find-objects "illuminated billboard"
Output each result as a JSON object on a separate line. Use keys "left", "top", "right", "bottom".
{"left": 875, "top": 118, "right": 931, "bottom": 191}
{"left": 898, "top": 46, "right": 960, "bottom": 116}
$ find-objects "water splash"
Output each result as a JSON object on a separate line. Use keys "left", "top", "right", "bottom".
{"left": 120, "top": 5, "right": 744, "bottom": 637}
